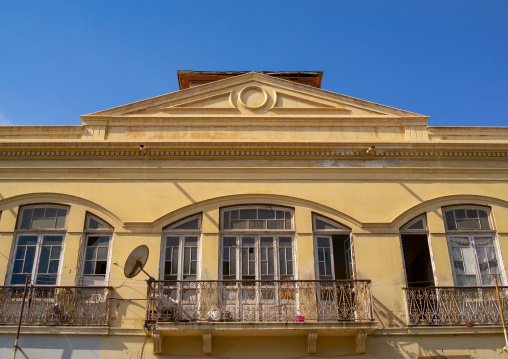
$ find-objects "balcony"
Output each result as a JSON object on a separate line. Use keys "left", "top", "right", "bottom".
{"left": 0, "top": 286, "right": 112, "bottom": 326}
{"left": 404, "top": 286, "right": 508, "bottom": 326}
{"left": 146, "top": 280, "right": 373, "bottom": 325}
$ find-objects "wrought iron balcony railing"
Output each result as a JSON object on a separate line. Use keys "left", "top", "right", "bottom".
{"left": 146, "top": 280, "right": 373, "bottom": 325}
{"left": 404, "top": 286, "right": 508, "bottom": 326}
{"left": 0, "top": 286, "right": 112, "bottom": 326}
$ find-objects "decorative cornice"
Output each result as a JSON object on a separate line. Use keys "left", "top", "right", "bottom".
{"left": 0, "top": 149, "right": 507, "bottom": 158}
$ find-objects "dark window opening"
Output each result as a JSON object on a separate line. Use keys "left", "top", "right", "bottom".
{"left": 401, "top": 234, "right": 435, "bottom": 287}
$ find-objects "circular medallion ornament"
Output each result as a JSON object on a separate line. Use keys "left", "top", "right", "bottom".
{"left": 238, "top": 86, "right": 268, "bottom": 110}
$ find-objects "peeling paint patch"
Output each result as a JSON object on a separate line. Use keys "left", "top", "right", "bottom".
{"left": 312, "top": 160, "right": 347, "bottom": 167}
{"left": 360, "top": 160, "right": 390, "bottom": 168}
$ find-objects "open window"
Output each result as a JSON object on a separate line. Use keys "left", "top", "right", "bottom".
{"left": 161, "top": 215, "right": 202, "bottom": 281}
{"left": 9, "top": 205, "right": 69, "bottom": 285}
{"left": 313, "top": 215, "right": 354, "bottom": 280}
{"left": 443, "top": 206, "right": 504, "bottom": 286}
{"left": 400, "top": 215, "right": 435, "bottom": 287}
{"left": 80, "top": 213, "right": 114, "bottom": 286}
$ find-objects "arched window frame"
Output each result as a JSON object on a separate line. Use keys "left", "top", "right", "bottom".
{"left": 160, "top": 214, "right": 202, "bottom": 281}
{"left": 312, "top": 214, "right": 355, "bottom": 280}
{"left": 442, "top": 206, "right": 506, "bottom": 286}
{"left": 78, "top": 212, "right": 114, "bottom": 286}
{"left": 8, "top": 204, "right": 70, "bottom": 286}
{"left": 219, "top": 206, "right": 296, "bottom": 281}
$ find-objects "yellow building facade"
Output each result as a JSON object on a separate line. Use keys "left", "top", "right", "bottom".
{"left": 0, "top": 71, "right": 507, "bottom": 358}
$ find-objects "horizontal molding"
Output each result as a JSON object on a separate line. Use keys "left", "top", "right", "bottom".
{"left": 0, "top": 149, "right": 508, "bottom": 158}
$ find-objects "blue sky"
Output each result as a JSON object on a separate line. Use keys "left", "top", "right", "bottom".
{"left": 1, "top": 1, "right": 507, "bottom": 127}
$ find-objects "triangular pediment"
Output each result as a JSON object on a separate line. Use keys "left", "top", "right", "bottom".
{"left": 82, "top": 72, "right": 426, "bottom": 120}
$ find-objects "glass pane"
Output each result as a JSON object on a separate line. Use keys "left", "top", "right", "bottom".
{"left": 13, "top": 260, "right": 23, "bottom": 274}
{"left": 267, "top": 220, "right": 284, "bottom": 229}
{"left": 185, "top": 236, "right": 198, "bottom": 245}
{"left": 315, "top": 218, "right": 340, "bottom": 230}
{"left": 276, "top": 211, "right": 285, "bottom": 219}
{"left": 38, "top": 247, "right": 51, "bottom": 273}
{"left": 242, "top": 248, "right": 248, "bottom": 274}
{"left": 48, "top": 260, "right": 59, "bottom": 273}
{"left": 56, "top": 209, "right": 68, "bottom": 228}
{"left": 24, "top": 247, "right": 36, "bottom": 273}
{"left": 479, "top": 210, "right": 491, "bottom": 229}
{"left": 183, "top": 248, "right": 190, "bottom": 273}
{"left": 230, "top": 210, "right": 239, "bottom": 220}
{"left": 249, "top": 220, "right": 265, "bottom": 229}
{"left": 242, "top": 237, "right": 254, "bottom": 246}
{"left": 454, "top": 261, "right": 465, "bottom": 275}
{"left": 455, "top": 209, "right": 466, "bottom": 220}
{"left": 249, "top": 261, "right": 255, "bottom": 274}
{"left": 84, "top": 261, "right": 94, "bottom": 275}
{"left": 172, "top": 217, "right": 200, "bottom": 230}
{"left": 96, "top": 261, "right": 107, "bottom": 275}
{"left": 258, "top": 209, "right": 275, "bottom": 220}
{"left": 444, "top": 211, "right": 456, "bottom": 230}
{"left": 279, "top": 237, "right": 291, "bottom": 246}
{"left": 285, "top": 218, "right": 292, "bottom": 229}
{"left": 11, "top": 274, "right": 27, "bottom": 285}
{"left": 50, "top": 246, "right": 61, "bottom": 260}
{"left": 18, "top": 235, "right": 38, "bottom": 246}
{"left": 407, "top": 219, "right": 425, "bottom": 230}
{"left": 97, "top": 247, "right": 108, "bottom": 260}
{"left": 231, "top": 220, "right": 248, "bottom": 229}
{"left": 224, "top": 237, "right": 236, "bottom": 247}
{"left": 451, "top": 246, "right": 462, "bottom": 261}
{"left": 172, "top": 250, "right": 179, "bottom": 273}
{"left": 268, "top": 249, "right": 274, "bottom": 274}
{"left": 20, "top": 209, "right": 33, "bottom": 229}
{"left": 230, "top": 250, "right": 236, "bottom": 275}
{"left": 223, "top": 211, "right": 230, "bottom": 229}
{"left": 31, "top": 218, "right": 56, "bottom": 229}
{"left": 166, "top": 236, "right": 179, "bottom": 247}
{"left": 86, "top": 247, "right": 96, "bottom": 260}
{"left": 223, "top": 261, "right": 230, "bottom": 275}
{"left": 33, "top": 207, "right": 44, "bottom": 218}
{"left": 46, "top": 208, "right": 57, "bottom": 218}
{"left": 15, "top": 246, "right": 26, "bottom": 260}
{"left": 317, "top": 237, "right": 330, "bottom": 248}
{"left": 191, "top": 247, "right": 197, "bottom": 260}
{"left": 42, "top": 236, "right": 63, "bottom": 246}
{"left": 190, "top": 261, "right": 197, "bottom": 274}
{"left": 240, "top": 209, "right": 257, "bottom": 219}
{"left": 223, "top": 248, "right": 229, "bottom": 260}
{"left": 35, "top": 274, "right": 57, "bottom": 285}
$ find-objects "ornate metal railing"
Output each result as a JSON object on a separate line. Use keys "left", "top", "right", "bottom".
{"left": 0, "top": 286, "right": 112, "bottom": 326}
{"left": 146, "top": 280, "right": 373, "bottom": 325}
{"left": 404, "top": 286, "right": 508, "bottom": 326}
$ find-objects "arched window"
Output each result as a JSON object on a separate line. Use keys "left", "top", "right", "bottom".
{"left": 161, "top": 215, "right": 202, "bottom": 280}
{"left": 400, "top": 215, "right": 435, "bottom": 287}
{"left": 80, "top": 213, "right": 114, "bottom": 285}
{"left": 313, "top": 215, "right": 354, "bottom": 280}
{"left": 220, "top": 206, "right": 295, "bottom": 280}
{"left": 9, "top": 205, "right": 69, "bottom": 285}
{"left": 443, "top": 206, "right": 504, "bottom": 286}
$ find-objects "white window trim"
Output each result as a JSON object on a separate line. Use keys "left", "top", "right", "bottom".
{"left": 8, "top": 205, "right": 70, "bottom": 286}
{"left": 77, "top": 214, "right": 114, "bottom": 286}
{"left": 219, "top": 233, "right": 297, "bottom": 281}
{"left": 312, "top": 215, "right": 355, "bottom": 281}
{"left": 398, "top": 214, "right": 438, "bottom": 287}
{"left": 160, "top": 215, "right": 202, "bottom": 281}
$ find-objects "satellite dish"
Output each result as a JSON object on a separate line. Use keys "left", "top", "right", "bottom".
{"left": 124, "top": 245, "right": 152, "bottom": 279}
